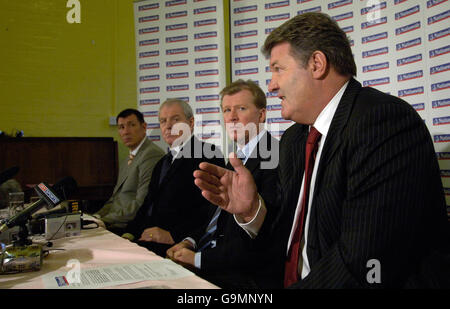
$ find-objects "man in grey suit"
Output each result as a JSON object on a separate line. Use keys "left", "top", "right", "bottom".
{"left": 194, "top": 12, "right": 450, "bottom": 288}
{"left": 94, "top": 109, "right": 164, "bottom": 235}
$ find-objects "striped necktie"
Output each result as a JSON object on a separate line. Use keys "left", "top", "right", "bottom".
{"left": 127, "top": 153, "right": 135, "bottom": 165}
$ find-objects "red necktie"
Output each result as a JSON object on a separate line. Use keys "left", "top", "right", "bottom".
{"left": 284, "top": 126, "right": 322, "bottom": 287}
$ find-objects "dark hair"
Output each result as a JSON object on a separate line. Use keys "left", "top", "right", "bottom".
{"left": 116, "top": 109, "right": 145, "bottom": 124}
{"left": 220, "top": 79, "right": 267, "bottom": 109}
{"left": 262, "top": 12, "right": 356, "bottom": 77}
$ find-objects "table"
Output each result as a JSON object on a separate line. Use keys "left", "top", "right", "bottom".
{"left": 0, "top": 226, "right": 218, "bottom": 289}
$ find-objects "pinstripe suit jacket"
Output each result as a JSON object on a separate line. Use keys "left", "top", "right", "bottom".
{"left": 263, "top": 78, "right": 450, "bottom": 288}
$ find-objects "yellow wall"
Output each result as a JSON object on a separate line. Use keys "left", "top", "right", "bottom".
{"left": 0, "top": 0, "right": 230, "bottom": 163}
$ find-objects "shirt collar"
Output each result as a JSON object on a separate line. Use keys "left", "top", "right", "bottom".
{"left": 237, "top": 129, "right": 266, "bottom": 163}
{"left": 169, "top": 134, "right": 193, "bottom": 160}
{"left": 312, "top": 80, "right": 349, "bottom": 137}
{"left": 130, "top": 136, "right": 147, "bottom": 157}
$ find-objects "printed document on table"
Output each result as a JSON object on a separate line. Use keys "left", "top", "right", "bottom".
{"left": 42, "top": 259, "right": 194, "bottom": 289}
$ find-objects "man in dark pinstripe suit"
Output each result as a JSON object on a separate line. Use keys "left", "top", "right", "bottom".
{"left": 194, "top": 12, "right": 450, "bottom": 288}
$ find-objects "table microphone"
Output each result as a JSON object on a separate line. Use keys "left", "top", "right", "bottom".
{"left": 0, "top": 176, "right": 78, "bottom": 234}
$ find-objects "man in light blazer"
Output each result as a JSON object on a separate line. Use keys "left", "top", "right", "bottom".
{"left": 194, "top": 13, "right": 450, "bottom": 288}
{"left": 94, "top": 109, "right": 164, "bottom": 235}
{"left": 167, "top": 80, "right": 282, "bottom": 288}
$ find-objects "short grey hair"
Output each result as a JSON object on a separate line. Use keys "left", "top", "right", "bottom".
{"left": 159, "top": 98, "right": 193, "bottom": 120}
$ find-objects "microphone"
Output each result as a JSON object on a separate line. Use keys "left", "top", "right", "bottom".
{"left": 0, "top": 176, "right": 77, "bottom": 234}
{"left": 0, "top": 166, "right": 20, "bottom": 186}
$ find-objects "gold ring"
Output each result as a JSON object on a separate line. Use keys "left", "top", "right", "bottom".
{"left": 149, "top": 233, "right": 153, "bottom": 238}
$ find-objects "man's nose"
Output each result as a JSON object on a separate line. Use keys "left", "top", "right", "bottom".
{"left": 268, "top": 78, "right": 278, "bottom": 92}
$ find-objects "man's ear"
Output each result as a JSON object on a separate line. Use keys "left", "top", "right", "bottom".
{"left": 309, "top": 51, "right": 328, "bottom": 79}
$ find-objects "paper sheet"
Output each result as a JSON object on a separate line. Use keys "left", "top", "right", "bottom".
{"left": 42, "top": 259, "right": 194, "bottom": 289}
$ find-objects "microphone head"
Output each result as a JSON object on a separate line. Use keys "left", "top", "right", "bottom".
{"left": 0, "top": 166, "right": 20, "bottom": 186}
{"left": 52, "top": 176, "right": 78, "bottom": 201}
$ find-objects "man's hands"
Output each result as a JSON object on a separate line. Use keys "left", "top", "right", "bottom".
{"left": 194, "top": 153, "right": 260, "bottom": 223}
{"left": 139, "top": 226, "right": 175, "bottom": 245}
{"left": 166, "top": 240, "right": 196, "bottom": 269}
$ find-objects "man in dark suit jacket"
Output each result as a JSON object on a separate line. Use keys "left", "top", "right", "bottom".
{"left": 167, "top": 80, "right": 282, "bottom": 288}
{"left": 194, "top": 12, "right": 450, "bottom": 288}
{"left": 122, "top": 99, "right": 224, "bottom": 257}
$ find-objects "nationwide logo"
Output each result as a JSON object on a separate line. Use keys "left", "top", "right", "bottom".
{"left": 139, "top": 63, "right": 159, "bottom": 70}
{"left": 166, "top": 47, "right": 188, "bottom": 55}
{"left": 361, "top": 1, "right": 386, "bottom": 15}
{"left": 195, "top": 57, "right": 218, "bottom": 64}
{"left": 436, "top": 152, "right": 450, "bottom": 160}
{"left": 234, "top": 5, "right": 257, "bottom": 13}
{"left": 166, "top": 35, "right": 188, "bottom": 43}
{"left": 147, "top": 123, "right": 160, "bottom": 129}
{"left": 363, "top": 77, "right": 390, "bottom": 87}
{"left": 234, "top": 18, "right": 258, "bottom": 26}
{"left": 398, "top": 86, "right": 424, "bottom": 97}
{"left": 434, "top": 134, "right": 450, "bottom": 143}
{"left": 194, "top": 6, "right": 216, "bottom": 14}
{"left": 428, "top": 9, "right": 449, "bottom": 25}
{"left": 139, "top": 51, "right": 159, "bottom": 58}
{"left": 140, "top": 75, "right": 160, "bottom": 81}
{"left": 196, "top": 82, "right": 219, "bottom": 89}
{"left": 298, "top": 6, "right": 322, "bottom": 14}
{"left": 362, "top": 47, "right": 388, "bottom": 58}
{"left": 265, "top": 1, "right": 290, "bottom": 10}
{"left": 196, "top": 120, "right": 221, "bottom": 126}
{"left": 235, "top": 68, "right": 258, "bottom": 75}
{"left": 332, "top": 11, "right": 353, "bottom": 22}
{"left": 167, "top": 84, "right": 189, "bottom": 91}
{"left": 398, "top": 70, "right": 423, "bottom": 82}
{"left": 394, "top": 0, "right": 407, "bottom": 4}
{"left": 267, "top": 104, "right": 282, "bottom": 111}
{"left": 429, "top": 45, "right": 450, "bottom": 58}
{"left": 433, "top": 116, "right": 450, "bottom": 126}
{"left": 174, "top": 96, "right": 189, "bottom": 102}
{"left": 234, "top": 42, "right": 258, "bottom": 51}
{"left": 395, "top": 5, "right": 420, "bottom": 20}
{"left": 234, "top": 30, "right": 258, "bottom": 38}
{"left": 138, "top": 3, "right": 159, "bottom": 11}
{"left": 429, "top": 27, "right": 449, "bottom": 41}
{"left": 362, "top": 62, "right": 389, "bottom": 72}
{"left": 166, "top": 72, "right": 189, "bottom": 79}
{"left": 195, "top": 44, "right": 218, "bottom": 52}
{"left": 362, "top": 32, "right": 388, "bottom": 44}
{"left": 195, "top": 69, "right": 219, "bottom": 77}
{"left": 194, "top": 19, "right": 217, "bottom": 27}
{"left": 166, "top": 23, "right": 188, "bottom": 31}
{"left": 396, "top": 37, "right": 421, "bottom": 51}
{"left": 198, "top": 132, "right": 221, "bottom": 140}
{"left": 194, "top": 31, "right": 217, "bottom": 39}
{"left": 165, "top": 0, "right": 187, "bottom": 7}
{"left": 196, "top": 95, "right": 220, "bottom": 101}
{"left": 328, "top": 0, "right": 352, "bottom": 10}
{"left": 235, "top": 55, "right": 258, "bottom": 63}
{"left": 143, "top": 111, "right": 159, "bottom": 117}
{"left": 266, "top": 91, "right": 279, "bottom": 98}
{"left": 440, "top": 170, "right": 450, "bottom": 177}
{"left": 139, "top": 27, "right": 159, "bottom": 34}
{"left": 430, "top": 63, "right": 450, "bottom": 75}
{"left": 342, "top": 25, "right": 354, "bottom": 33}
{"left": 139, "top": 15, "right": 159, "bottom": 23}
{"left": 411, "top": 103, "right": 425, "bottom": 111}
{"left": 396, "top": 21, "right": 421, "bottom": 36}
{"left": 361, "top": 16, "right": 387, "bottom": 29}
{"left": 166, "top": 60, "right": 189, "bottom": 67}
{"left": 140, "top": 99, "right": 160, "bottom": 105}
{"left": 165, "top": 11, "right": 187, "bottom": 19}
{"left": 431, "top": 80, "right": 450, "bottom": 92}
{"left": 148, "top": 135, "right": 160, "bottom": 141}
{"left": 265, "top": 28, "right": 276, "bottom": 34}
{"left": 139, "top": 99, "right": 160, "bottom": 105}
{"left": 196, "top": 107, "right": 220, "bottom": 114}
{"left": 427, "top": 0, "right": 447, "bottom": 8}
{"left": 432, "top": 98, "right": 450, "bottom": 109}
{"left": 140, "top": 87, "right": 160, "bottom": 94}
{"left": 268, "top": 117, "right": 291, "bottom": 124}
{"left": 297, "top": 0, "right": 314, "bottom": 3}
{"left": 265, "top": 13, "right": 290, "bottom": 22}
{"left": 397, "top": 54, "right": 422, "bottom": 66}
{"left": 139, "top": 39, "right": 159, "bottom": 46}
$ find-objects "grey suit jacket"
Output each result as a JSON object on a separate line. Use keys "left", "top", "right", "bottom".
{"left": 95, "top": 137, "right": 165, "bottom": 229}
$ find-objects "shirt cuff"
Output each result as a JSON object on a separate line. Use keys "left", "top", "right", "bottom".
{"left": 194, "top": 252, "right": 201, "bottom": 269}
{"left": 234, "top": 195, "right": 267, "bottom": 239}
{"left": 183, "top": 237, "right": 197, "bottom": 250}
